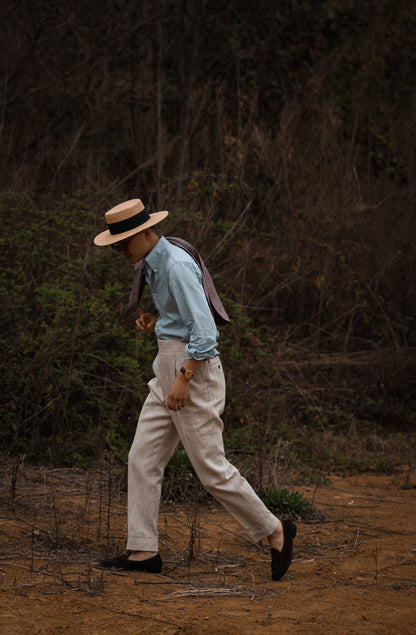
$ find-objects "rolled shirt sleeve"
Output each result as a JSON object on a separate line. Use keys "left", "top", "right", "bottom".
{"left": 167, "top": 261, "right": 219, "bottom": 360}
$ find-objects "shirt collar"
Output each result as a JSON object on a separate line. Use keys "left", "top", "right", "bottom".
{"left": 144, "top": 235, "right": 167, "bottom": 271}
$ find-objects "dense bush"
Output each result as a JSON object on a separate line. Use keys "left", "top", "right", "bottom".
{"left": 0, "top": 1, "right": 415, "bottom": 471}
{"left": 0, "top": 193, "right": 157, "bottom": 464}
{"left": 1, "top": 188, "right": 414, "bottom": 470}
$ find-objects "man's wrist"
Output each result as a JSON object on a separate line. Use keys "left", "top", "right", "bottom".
{"left": 180, "top": 366, "right": 194, "bottom": 380}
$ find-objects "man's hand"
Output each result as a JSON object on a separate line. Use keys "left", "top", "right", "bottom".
{"left": 167, "top": 374, "right": 190, "bottom": 411}
{"left": 136, "top": 308, "right": 157, "bottom": 332}
{"left": 167, "top": 359, "right": 203, "bottom": 411}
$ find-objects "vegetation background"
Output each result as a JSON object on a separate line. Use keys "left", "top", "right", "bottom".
{"left": 1, "top": 0, "right": 415, "bottom": 489}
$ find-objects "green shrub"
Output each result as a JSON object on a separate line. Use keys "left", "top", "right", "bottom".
{"left": 261, "top": 486, "right": 315, "bottom": 521}
{"left": 0, "top": 193, "right": 155, "bottom": 466}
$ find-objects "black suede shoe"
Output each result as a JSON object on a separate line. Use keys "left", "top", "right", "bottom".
{"left": 99, "top": 552, "right": 162, "bottom": 573}
{"left": 271, "top": 520, "right": 297, "bottom": 581}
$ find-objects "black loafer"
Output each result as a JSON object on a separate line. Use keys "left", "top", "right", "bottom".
{"left": 99, "top": 552, "right": 162, "bottom": 573}
{"left": 271, "top": 520, "right": 297, "bottom": 581}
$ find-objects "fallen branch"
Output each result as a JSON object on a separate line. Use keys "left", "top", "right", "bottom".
{"left": 164, "top": 586, "right": 251, "bottom": 598}
{"left": 96, "top": 604, "right": 184, "bottom": 630}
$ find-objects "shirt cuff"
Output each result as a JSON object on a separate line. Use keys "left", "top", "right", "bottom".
{"left": 185, "top": 342, "right": 219, "bottom": 360}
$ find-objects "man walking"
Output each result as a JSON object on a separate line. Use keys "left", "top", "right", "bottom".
{"left": 93, "top": 198, "right": 296, "bottom": 580}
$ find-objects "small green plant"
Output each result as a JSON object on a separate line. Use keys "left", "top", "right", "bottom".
{"left": 162, "top": 446, "right": 204, "bottom": 503}
{"left": 373, "top": 459, "right": 397, "bottom": 475}
{"left": 261, "top": 486, "right": 315, "bottom": 520}
{"left": 165, "top": 447, "right": 194, "bottom": 479}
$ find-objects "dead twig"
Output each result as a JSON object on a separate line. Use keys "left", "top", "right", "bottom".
{"left": 164, "top": 586, "right": 251, "bottom": 598}
{"left": 203, "top": 516, "right": 262, "bottom": 550}
{"left": 96, "top": 604, "right": 184, "bottom": 630}
{"left": 353, "top": 528, "right": 360, "bottom": 549}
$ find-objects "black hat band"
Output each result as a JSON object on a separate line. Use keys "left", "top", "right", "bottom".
{"left": 108, "top": 208, "right": 151, "bottom": 235}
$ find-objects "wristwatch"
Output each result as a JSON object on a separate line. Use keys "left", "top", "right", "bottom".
{"left": 180, "top": 366, "right": 194, "bottom": 380}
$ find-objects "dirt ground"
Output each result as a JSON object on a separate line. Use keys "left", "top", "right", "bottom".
{"left": 0, "top": 460, "right": 415, "bottom": 634}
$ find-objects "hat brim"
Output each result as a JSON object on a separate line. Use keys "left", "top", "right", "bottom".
{"left": 94, "top": 211, "right": 169, "bottom": 246}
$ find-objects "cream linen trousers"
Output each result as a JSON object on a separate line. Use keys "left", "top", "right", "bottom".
{"left": 127, "top": 340, "right": 278, "bottom": 552}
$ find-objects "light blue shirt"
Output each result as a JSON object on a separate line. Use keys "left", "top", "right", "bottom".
{"left": 144, "top": 236, "right": 219, "bottom": 360}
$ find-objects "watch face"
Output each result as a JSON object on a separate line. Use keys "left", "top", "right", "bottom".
{"left": 181, "top": 366, "right": 193, "bottom": 379}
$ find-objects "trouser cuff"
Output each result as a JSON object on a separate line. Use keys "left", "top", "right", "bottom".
{"left": 250, "top": 516, "right": 280, "bottom": 543}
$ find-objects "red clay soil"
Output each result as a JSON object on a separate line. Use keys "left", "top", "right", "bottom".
{"left": 0, "top": 462, "right": 415, "bottom": 634}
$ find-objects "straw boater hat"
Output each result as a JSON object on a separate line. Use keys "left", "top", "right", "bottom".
{"left": 94, "top": 199, "right": 169, "bottom": 246}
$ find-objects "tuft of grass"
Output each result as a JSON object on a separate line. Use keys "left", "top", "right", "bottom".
{"left": 261, "top": 486, "right": 319, "bottom": 521}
